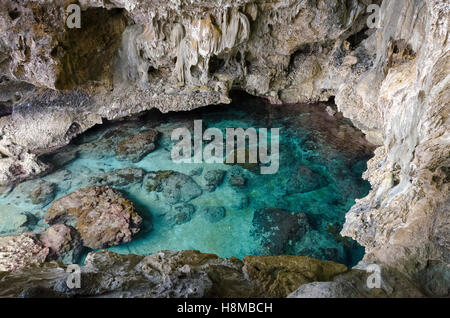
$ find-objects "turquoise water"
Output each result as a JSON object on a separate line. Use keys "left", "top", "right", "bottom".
{"left": 0, "top": 92, "right": 373, "bottom": 267}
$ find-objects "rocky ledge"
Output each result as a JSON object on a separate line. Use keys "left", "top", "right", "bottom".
{"left": 0, "top": 249, "right": 423, "bottom": 298}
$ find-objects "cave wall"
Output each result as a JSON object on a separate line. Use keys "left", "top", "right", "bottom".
{"left": 0, "top": 0, "right": 448, "bottom": 296}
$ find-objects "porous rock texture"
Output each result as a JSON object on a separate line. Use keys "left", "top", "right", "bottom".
{"left": 0, "top": 0, "right": 448, "bottom": 297}
{"left": 0, "top": 249, "right": 349, "bottom": 298}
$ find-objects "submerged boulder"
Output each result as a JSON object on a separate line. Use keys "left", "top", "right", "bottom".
{"left": 203, "top": 170, "right": 226, "bottom": 192}
{"left": 201, "top": 206, "right": 226, "bottom": 223}
{"left": 115, "top": 129, "right": 159, "bottom": 163}
{"left": 243, "top": 255, "right": 348, "bottom": 298}
{"left": 39, "top": 224, "right": 84, "bottom": 264}
{"left": 0, "top": 211, "right": 38, "bottom": 235}
{"left": 163, "top": 203, "right": 196, "bottom": 227}
{"left": 90, "top": 167, "right": 146, "bottom": 187}
{"left": 251, "top": 208, "right": 311, "bottom": 255}
{"left": 45, "top": 186, "right": 142, "bottom": 249}
{"left": 145, "top": 171, "right": 202, "bottom": 204}
{"left": 0, "top": 233, "right": 49, "bottom": 272}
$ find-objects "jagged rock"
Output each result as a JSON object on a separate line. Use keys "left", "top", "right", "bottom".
{"left": 90, "top": 167, "right": 146, "bottom": 187}
{"left": 145, "top": 171, "right": 202, "bottom": 204}
{"left": 229, "top": 175, "right": 246, "bottom": 188}
{"left": 115, "top": 129, "right": 159, "bottom": 163}
{"left": 163, "top": 203, "right": 196, "bottom": 227}
{"left": 203, "top": 170, "right": 226, "bottom": 192}
{"left": 27, "top": 180, "right": 57, "bottom": 206}
{"left": 45, "top": 186, "right": 142, "bottom": 249}
{"left": 251, "top": 208, "right": 311, "bottom": 255}
{"left": 0, "top": 0, "right": 447, "bottom": 297}
{"left": 294, "top": 230, "right": 349, "bottom": 265}
{"left": 288, "top": 265, "right": 424, "bottom": 298}
{"left": 242, "top": 255, "right": 348, "bottom": 298}
{"left": 0, "top": 233, "right": 49, "bottom": 272}
{"left": 201, "top": 206, "right": 226, "bottom": 223}
{"left": 39, "top": 224, "right": 83, "bottom": 264}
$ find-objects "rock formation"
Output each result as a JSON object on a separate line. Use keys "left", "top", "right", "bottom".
{"left": 0, "top": 0, "right": 448, "bottom": 297}
{"left": 0, "top": 249, "right": 352, "bottom": 298}
{"left": 45, "top": 186, "right": 143, "bottom": 249}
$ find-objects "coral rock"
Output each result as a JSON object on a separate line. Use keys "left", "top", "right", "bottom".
{"left": 45, "top": 186, "right": 142, "bottom": 249}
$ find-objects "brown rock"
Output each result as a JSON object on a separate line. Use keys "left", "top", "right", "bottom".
{"left": 115, "top": 129, "right": 159, "bottom": 163}
{"left": 45, "top": 186, "right": 142, "bottom": 249}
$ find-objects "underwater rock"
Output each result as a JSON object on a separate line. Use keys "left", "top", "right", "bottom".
{"left": 0, "top": 233, "right": 49, "bottom": 272}
{"left": 201, "top": 206, "right": 226, "bottom": 223}
{"left": 242, "top": 255, "right": 348, "bottom": 298}
{"left": 145, "top": 171, "right": 202, "bottom": 204}
{"left": 8, "top": 179, "right": 56, "bottom": 208}
{"left": 90, "top": 167, "right": 146, "bottom": 187}
{"left": 189, "top": 167, "right": 203, "bottom": 177}
{"left": 0, "top": 249, "right": 353, "bottom": 298}
{"left": 45, "top": 186, "right": 142, "bottom": 249}
{"left": 228, "top": 165, "right": 247, "bottom": 188}
{"left": 294, "top": 230, "right": 347, "bottom": 265}
{"left": 231, "top": 194, "right": 249, "bottom": 210}
{"left": 115, "top": 129, "right": 159, "bottom": 163}
{"left": 39, "top": 224, "right": 83, "bottom": 264}
{"left": 0, "top": 211, "right": 38, "bottom": 235}
{"left": 286, "top": 165, "right": 327, "bottom": 194}
{"left": 251, "top": 208, "right": 311, "bottom": 255}
{"left": 27, "top": 180, "right": 57, "bottom": 206}
{"left": 229, "top": 175, "right": 246, "bottom": 188}
{"left": 163, "top": 203, "right": 196, "bottom": 227}
{"left": 288, "top": 266, "right": 424, "bottom": 298}
{"left": 203, "top": 170, "right": 226, "bottom": 192}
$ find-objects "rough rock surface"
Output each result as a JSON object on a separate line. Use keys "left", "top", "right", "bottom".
{"left": 6, "top": 179, "right": 57, "bottom": 208}
{"left": 251, "top": 208, "right": 311, "bottom": 255}
{"left": 90, "top": 167, "right": 146, "bottom": 187}
{"left": 0, "top": 250, "right": 352, "bottom": 298}
{"left": 0, "top": 211, "right": 37, "bottom": 235}
{"left": 243, "top": 255, "right": 348, "bottom": 298}
{"left": 201, "top": 206, "right": 226, "bottom": 223}
{"left": 145, "top": 170, "right": 202, "bottom": 204}
{"left": 115, "top": 128, "right": 159, "bottom": 163}
{"left": 0, "top": 0, "right": 448, "bottom": 297}
{"left": 45, "top": 186, "right": 142, "bottom": 249}
{"left": 39, "top": 224, "right": 83, "bottom": 264}
{"left": 203, "top": 169, "right": 226, "bottom": 192}
{"left": 0, "top": 233, "right": 49, "bottom": 272}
